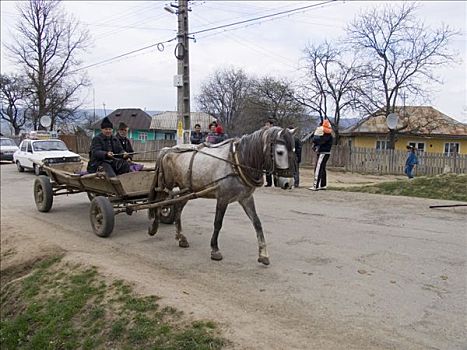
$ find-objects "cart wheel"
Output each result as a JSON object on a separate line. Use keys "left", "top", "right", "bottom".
{"left": 90, "top": 196, "right": 115, "bottom": 237}
{"left": 160, "top": 205, "right": 176, "bottom": 224}
{"left": 34, "top": 175, "right": 53, "bottom": 212}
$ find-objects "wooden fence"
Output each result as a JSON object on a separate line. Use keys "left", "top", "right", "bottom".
{"left": 301, "top": 143, "right": 467, "bottom": 176}
{"left": 52, "top": 134, "right": 467, "bottom": 175}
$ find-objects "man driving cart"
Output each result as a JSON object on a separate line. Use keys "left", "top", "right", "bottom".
{"left": 87, "top": 117, "right": 131, "bottom": 177}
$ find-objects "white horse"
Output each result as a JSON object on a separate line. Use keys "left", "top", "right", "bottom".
{"left": 148, "top": 126, "right": 296, "bottom": 265}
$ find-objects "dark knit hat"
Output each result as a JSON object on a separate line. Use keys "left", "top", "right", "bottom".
{"left": 118, "top": 121, "right": 128, "bottom": 130}
{"left": 101, "top": 117, "right": 113, "bottom": 129}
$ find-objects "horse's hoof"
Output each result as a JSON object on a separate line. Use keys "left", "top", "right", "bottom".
{"left": 147, "top": 227, "right": 157, "bottom": 236}
{"left": 258, "top": 256, "right": 270, "bottom": 265}
{"left": 179, "top": 240, "right": 189, "bottom": 248}
{"left": 211, "top": 251, "right": 223, "bottom": 261}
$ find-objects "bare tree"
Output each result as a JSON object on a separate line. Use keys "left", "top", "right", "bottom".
{"left": 236, "top": 76, "right": 307, "bottom": 135}
{"left": 0, "top": 74, "right": 29, "bottom": 135}
{"left": 196, "top": 67, "right": 252, "bottom": 136}
{"left": 5, "top": 0, "right": 90, "bottom": 131}
{"left": 296, "top": 41, "right": 368, "bottom": 143}
{"left": 346, "top": 2, "right": 459, "bottom": 148}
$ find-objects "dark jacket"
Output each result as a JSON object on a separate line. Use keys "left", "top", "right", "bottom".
{"left": 87, "top": 133, "right": 126, "bottom": 173}
{"left": 312, "top": 133, "right": 333, "bottom": 154}
{"left": 190, "top": 131, "right": 204, "bottom": 145}
{"left": 294, "top": 137, "right": 302, "bottom": 163}
{"left": 116, "top": 134, "right": 134, "bottom": 155}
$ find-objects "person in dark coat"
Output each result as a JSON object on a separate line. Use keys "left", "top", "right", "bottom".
{"left": 190, "top": 123, "right": 204, "bottom": 145}
{"left": 288, "top": 126, "right": 302, "bottom": 188}
{"left": 116, "top": 121, "right": 134, "bottom": 159}
{"left": 87, "top": 117, "right": 130, "bottom": 177}
{"left": 309, "top": 119, "right": 333, "bottom": 191}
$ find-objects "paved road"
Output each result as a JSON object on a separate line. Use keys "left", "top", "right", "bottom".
{"left": 1, "top": 163, "right": 466, "bottom": 350}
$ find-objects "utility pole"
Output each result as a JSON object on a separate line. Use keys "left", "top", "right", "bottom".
{"left": 175, "top": 0, "right": 190, "bottom": 144}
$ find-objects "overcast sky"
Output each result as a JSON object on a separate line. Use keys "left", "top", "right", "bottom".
{"left": 1, "top": 1, "right": 466, "bottom": 122}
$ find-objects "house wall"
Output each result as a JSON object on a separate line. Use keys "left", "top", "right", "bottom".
{"left": 93, "top": 129, "right": 156, "bottom": 141}
{"left": 128, "top": 129, "right": 155, "bottom": 141}
{"left": 347, "top": 135, "right": 467, "bottom": 154}
{"left": 154, "top": 131, "right": 176, "bottom": 141}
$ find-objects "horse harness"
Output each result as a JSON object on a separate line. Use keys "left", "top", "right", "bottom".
{"left": 157, "top": 132, "right": 292, "bottom": 193}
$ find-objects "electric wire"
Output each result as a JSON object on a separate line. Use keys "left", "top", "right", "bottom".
{"left": 188, "top": 0, "right": 336, "bottom": 36}
{"left": 70, "top": 36, "right": 177, "bottom": 73}
{"left": 68, "top": 0, "right": 338, "bottom": 74}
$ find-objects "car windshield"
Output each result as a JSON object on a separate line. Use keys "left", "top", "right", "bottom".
{"left": 33, "top": 140, "right": 68, "bottom": 151}
{"left": 0, "top": 139, "right": 17, "bottom": 147}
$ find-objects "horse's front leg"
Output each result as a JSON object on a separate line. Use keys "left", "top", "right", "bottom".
{"left": 239, "top": 195, "right": 270, "bottom": 265}
{"left": 147, "top": 207, "right": 159, "bottom": 236}
{"left": 210, "top": 200, "right": 228, "bottom": 261}
{"left": 174, "top": 201, "right": 189, "bottom": 248}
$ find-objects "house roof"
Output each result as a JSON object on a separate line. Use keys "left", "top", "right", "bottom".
{"left": 150, "top": 111, "right": 215, "bottom": 131}
{"left": 92, "top": 108, "right": 152, "bottom": 130}
{"left": 341, "top": 106, "right": 467, "bottom": 138}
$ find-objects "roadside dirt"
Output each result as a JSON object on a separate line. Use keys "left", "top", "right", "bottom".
{"left": 1, "top": 163, "right": 465, "bottom": 349}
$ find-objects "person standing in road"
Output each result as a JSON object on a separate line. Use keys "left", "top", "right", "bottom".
{"left": 288, "top": 125, "right": 302, "bottom": 188}
{"left": 404, "top": 145, "right": 418, "bottom": 179}
{"left": 309, "top": 119, "right": 333, "bottom": 191}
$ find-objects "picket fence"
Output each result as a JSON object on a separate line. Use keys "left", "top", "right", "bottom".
{"left": 301, "top": 143, "right": 467, "bottom": 176}
{"left": 13, "top": 134, "right": 464, "bottom": 176}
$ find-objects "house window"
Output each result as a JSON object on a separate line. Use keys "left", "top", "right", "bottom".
{"left": 164, "top": 133, "right": 175, "bottom": 140}
{"left": 138, "top": 132, "right": 147, "bottom": 141}
{"left": 444, "top": 142, "right": 459, "bottom": 155}
{"left": 408, "top": 142, "right": 425, "bottom": 152}
{"left": 376, "top": 140, "right": 389, "bottom": 150}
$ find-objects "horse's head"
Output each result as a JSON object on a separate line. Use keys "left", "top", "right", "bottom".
{"left": 264, "top": 127, "right": 297, "bottom": 189}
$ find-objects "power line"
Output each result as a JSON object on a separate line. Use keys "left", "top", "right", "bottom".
{"left": 71, "top": 0, "right": 337, "bottom": 73}
{"left": 70, "top": 37, "right": 177, "bottom": 73}
{"left": 188, "top": 0, "right": 336, "bottom": 36}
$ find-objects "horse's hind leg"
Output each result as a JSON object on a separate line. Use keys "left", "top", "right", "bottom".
{"left": 174, "top": 201, "right": 189, "bottom": 248}
{"left": 210, "top": 200, "right": 228, "bottom": 261}
{"left": 239, "top": 196, "right": 270, "bottom": 265}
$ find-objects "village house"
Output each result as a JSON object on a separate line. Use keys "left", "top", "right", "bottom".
{"left": 91, "top": 108, "right": 153, "bottom": 141}
{"left": 149, "top": 111, "right": 214, "bottom": 140}
{"left": 92, "top": 109, "right": 215, "bottom": 142}
{"left": 340, "top": 106, "right": 467, "bottom": 155}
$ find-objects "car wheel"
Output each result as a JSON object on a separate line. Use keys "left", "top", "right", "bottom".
{"left": 34, "top": 164, "right": 42, "bottom": 176}
{"left": 34, "top": 175, "right": 53, "bottom": 212}
{"left": 16, "top": 161, "right": 24, "bottom": 172}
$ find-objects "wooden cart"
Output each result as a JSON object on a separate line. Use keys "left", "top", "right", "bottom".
{"left": 33, "top": 162, "right": 177, "bottom": 237}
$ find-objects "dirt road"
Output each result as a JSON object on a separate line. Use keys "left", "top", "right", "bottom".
{"left": 1, "top": 163, "right": 465, "bottom": 349}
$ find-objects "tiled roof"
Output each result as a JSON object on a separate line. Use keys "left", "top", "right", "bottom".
{"left": 150, "top": 111, "right": 215, "bottom": 131}
{"left": 92, "top": 108, "right": 152, "bottom": 130}
{"left": 342, "top": 106, "right": 467, "bottom": 137}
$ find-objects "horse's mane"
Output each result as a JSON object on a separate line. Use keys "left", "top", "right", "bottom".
{"left": 236, "top": 126, "right": 294, "bottom": 185}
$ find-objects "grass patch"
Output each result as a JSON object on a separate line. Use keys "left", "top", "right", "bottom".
{"left": 1, "top": 256, "right": 227, "bottom": 350}
{"left": 331, "top": 173, "right": 467, "bottom": 201}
